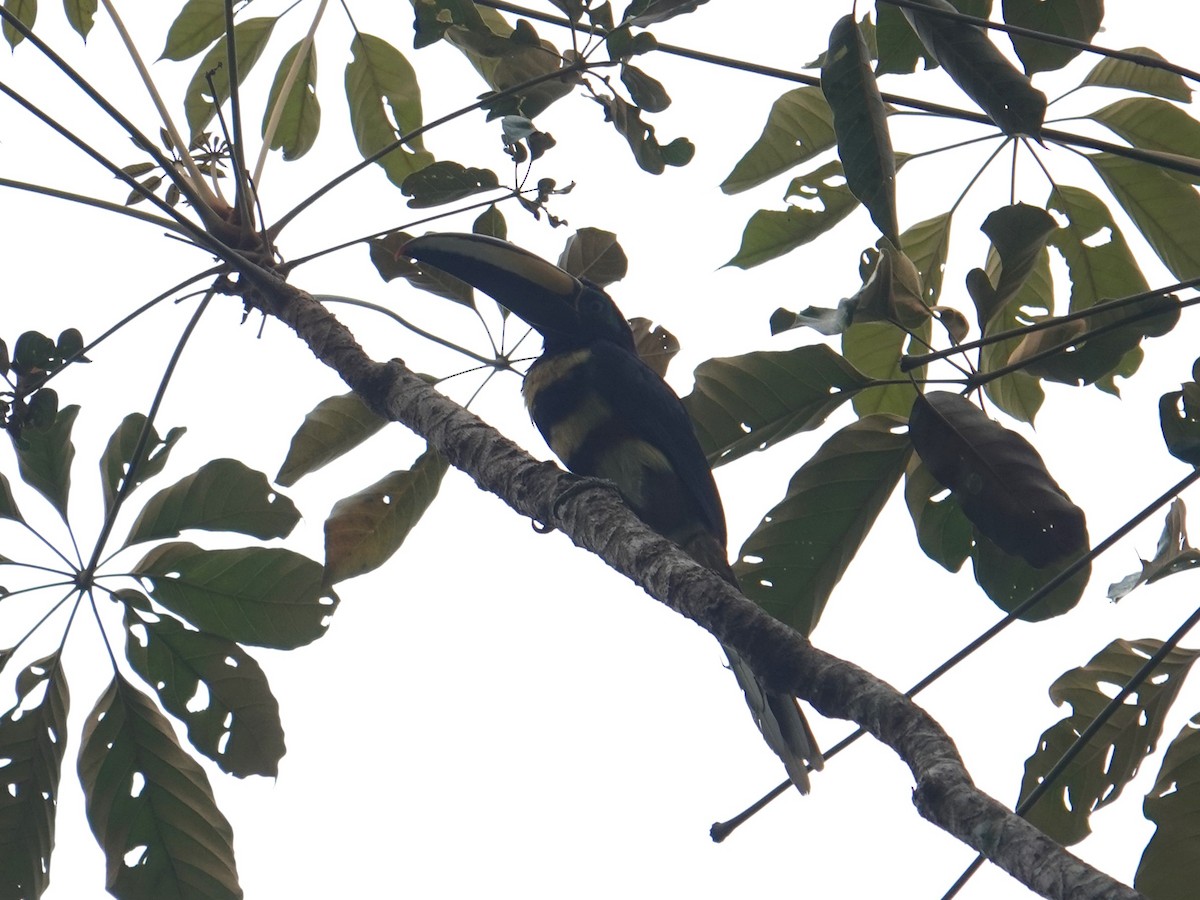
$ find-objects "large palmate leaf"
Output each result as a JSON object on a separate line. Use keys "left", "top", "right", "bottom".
{"left": 1137, "top": 713, "right": 1200, "bottom": 900}
{"left": 123, "top": 458, "right": 300, "bottom": 546}
{"left": 734, "top": 415, "right": 911, "bottom": 635}
{"left": 124, "top": 602, "right": 285, "bottom": 777}
{"left": 1109, "top": 500, "right": 1200, "bottom": 601}
{"left": 1019, "top": 639, "right": 1200, "bottom": 845}
{"left": 1003, "top": 0, "right": 1102, "bottom": 75}
{"left": 681, "top": 344, "right": 870, "bottom": 466}
{"left": 0, "top": 653, "right": 68, "bottom": 900}
{"left": 79, "top": 675, "right": 240, "bottom": 900}
{"left": 184, "top": 17, "right": 278, "bottom": 141}
{"left": 901, "top": 0, "right": 1046, "bottom": 134}
{"left": 345, "top": 33, "right": 435, "bottom": 188}
{"left": 133, "top": 542, "right": 330, "bottom": 649}
{"left": 276, "top": 392, "right": 389, "bottom": 486}
{"left": 721, "top": 87, "right": 836, "bottom": 194}
{"left": 11, "top": 404, "right": 79, "bottom": 523}
{"left": 100, "top": 413, "right": 187, "bottom": 518}
{"left": 909, "top": 392, "right": 1086, "bottom": 567}
{"left": 324, "top": 446, "right": 449, "bottom": 584}
{"left": 822, "top": 15, "right": 898, "bottom": 246}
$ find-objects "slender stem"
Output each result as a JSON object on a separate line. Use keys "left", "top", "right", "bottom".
{"left": 0, "top": 177, "right": 190, "bottom": 232}
{"left": 315, "top": 294, "right": 497, "bottom": 366}
{"left": 97, "top": 0, "right": 218, "bottom": 205}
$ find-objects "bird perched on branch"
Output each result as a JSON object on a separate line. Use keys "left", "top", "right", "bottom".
{"left": 403, "top": 232, "right": 822, "bottom": 792}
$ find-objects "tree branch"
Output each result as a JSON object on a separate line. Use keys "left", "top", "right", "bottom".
{"left": 252, "top": 275, "right": 1143, "bottom": 900}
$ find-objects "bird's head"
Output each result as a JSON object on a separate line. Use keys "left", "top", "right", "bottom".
{"left": 403, "top": 233, "right": 635, "bottom": 353}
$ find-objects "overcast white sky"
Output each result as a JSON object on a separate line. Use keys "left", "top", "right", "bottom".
{"left": 3, "top": 2, "right": 1200, "bottom": 898}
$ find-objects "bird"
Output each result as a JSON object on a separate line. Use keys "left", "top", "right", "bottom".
{"left": 402, "top": 232, "right": 822, "bottom": 792}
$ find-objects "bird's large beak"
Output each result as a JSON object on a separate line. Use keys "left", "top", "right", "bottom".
{"left": 402, "top": 233, "right": 582, "bottom": 337}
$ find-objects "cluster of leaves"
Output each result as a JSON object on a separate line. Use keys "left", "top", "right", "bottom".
{"left": 0, "top": 329, "right": 87, "bottom": 440}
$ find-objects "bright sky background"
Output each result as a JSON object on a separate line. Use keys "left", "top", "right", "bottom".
{"left": 3, "top": 2, "right": 1200, "bottom": 898}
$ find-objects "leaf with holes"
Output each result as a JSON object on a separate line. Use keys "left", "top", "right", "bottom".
{"left": 262, "top": 39, "right": 320, "bottom": 161}
{"left": 734, "top": 415, "right": 911, "bottom": 635}
{"left": 184, "top": 17, "right": 278, "bottom": 141}
{"left": 1137, "top": 713, "right": 1200, "bottom": 899}
{"left": 630, "top": 318, "right": 679, "bottom": 379}
{"left": 909, "top": 392, "right": 1087, "bottom": 567}
{"left": 721, "top": 87, "right": 836, "bottom": 195}
{"left": 79, "top": 675, "right": 241, "bottom": 899}
{"left": 904, "top": 455, "right": 972, "bottom": 572}
{"left": 1109, "top": 499, "right": 1200, "bottom": 601}
{"left": 277, "top": 392, "right": 389, "bottom": 487}
{"left": 324, "top": 447, "right": 449, "bottom": 584}
{"left": 12, "top": 404, "right": 78, "bottom": 523}
{"left": 822, "top": 15, "right": 898, "bottom": 245}
{"left": 401, "top": 161, "right": 500, "bottom": 208}
{"left": 124, "top": 605, "right": 284, "bottom": 777}
{"left": 682, "top": 344, "right": 869, "bottom": 467}
{"left": 0, "top": 653, "right": 68, "bottom": 900}
{"left": 124, "top": 459, "right": 299, "bottom": 546}
{"left": 1018, "top": 639, "right": 1200, "bottom": 845}
{"left": 100, "top": 413, "right": 187, "bottom": 518}
{"left": 133, "top": 542, "right": 330, "bottom": 649}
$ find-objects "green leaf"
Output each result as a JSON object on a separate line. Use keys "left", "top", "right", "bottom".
{"left": 1090, "top": 98, "right": 1200, "bottom": 184}
{"left": 324, "top": 447, "right": 449, "bottom": 584}
{"left": 842, "top": 321, "right": 928, "bottom": 418}
{"left": 967, "top": 203, "right": 1058, "bottom": 329}
{"left": 11, "top": 404, "right": 78, "bottom": 523}
{"left": 78, "top": 675, "right": 240, "bottom": 900}
{"left": 904, "top": 454, "right": 972, "bottom": 572}
{"left": 720, "top": 87, "right": 836, "bottom": 195}
{"left": 902, "top": 0, "right": 1046, "bottom": 134}
{"left": 733, "top": 415, "right": 911, "bottom": 635}
{"left": 596, "top": 93, "right": 693, "bottom": 175}
{"left": 557, "top": 228, "right": 628, "bottom": 287}
{"left": 368, "top": 233, "right": 476, "bottom": 306}
{"left": 875, "top": 0, "right": 992, "bottom": 76}
{"left": 910, "top": 392, "right": 1087, "bottom": 567}
{"left": 276, "top": 392, "right": 388, "bottom": 487}
{"left": 621, "top": 64, "right": 670, "bottom": 113}
{"left": 1, "top": 0, "right": 35, "bottom": 49}
{"left": 133, "top": 542, "right": 331, "bottom": 649}
{"left": 1137, "top": 713, "right": 1200, "bottom": 899}
{"left": 1161, "top": 383, "right": 1200, "bottom": 466}
{"left": 1019, "top": 639, "right": 1200, "bottom": 845}
{"left": 902, "top": 211, "right": 954, "bottom": 307}
{"left": 345, "top": 33, "right": 435, "bottom": 188}
{"left": 1081, "top": 47, "right": 1192, "bottom": 103}
{"left": 100, "top": 412, "right": 187, "bottom": 519}
{"left": 822, "top": 15, "right": 898, "bottom": 245}
{"left": 1002, "top": 0, "right": 1102, "bottom": 74}
{"left": 124, "top": 458, "right": 300, "bottom": 546}
{"left": 159, "top": 0, "right": 224, "bottom": 60}
{"left": 971, "top": 528, "right": 1089, "bottom": 618}
{"left": 64, "top": 0, "right": 96, "bottom": 39}
{"left": 681, "top": 344, "right": 870, "bottom": 467}
{"left": 0, "top": 653, "right": 68, "bottom": 900}
{"left": 262, "top": 39, "right": 320, "bottom": 161}
{"left": 401, "top": 160, "right": 499, "bottom": 208}
{"left": 0, "top": 472, "right": 23, "bottom": 523}
{"left": 623, "top": 0, "right": 710, "bottom": 26}
{"left": 1109, "top": 499, "right": 1200, "bottom": 601}
{"left": 630, "top": 318, "right": 680, "bottom": 379}
{"left": 472, "top": 205, "right": 507, "bottom": 239}
{"left": 184, "top": 17, "right": 278, "bottom": 140}
{"left": 726, "top": 161, "right": 861, "bottom": 268}
{"left": 1089, "top": 151, "right": 1200, "bottom": 281}
{"left": 124, "top": 605, "right": 285, "bottom": 777}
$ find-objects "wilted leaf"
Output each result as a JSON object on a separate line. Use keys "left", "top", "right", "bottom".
{"left": 276, "top": 392, "right": 388, "bottom": 486}
{"left": 1019, "top": 639, "right": 1200, "bottom": 845}
{"left": 681, "top": 345, "right": 870, "bottom": 466}
{"left": 621, "top": 64, "right": 671, "bottom": 113}
{"left": 851, "top": 245, "right": 930, "bottom": 329}
{"left": 557, "top": 228, "right": 628, "bottom": 287}
{"left": 100, "top": 412, "right": 186, "bottom": 518}
{"left": 324, "top": 447, "right": 449, "bottom": 584}
{"left": 909, "top": 392, "right": 1087, "bottom": 567}
{"left": 184, "top": 17, "right": 278, "bottom": 141}
{"left": 345, "top": 33, "right": 435, "bottom": 188}
{"left": 11, "top": 404, "right": 79, "bottom": 523}
{"left": 720, "top": 87, "right": 837, "bottom": 195}
{"left": 0, "top": 653, "right": 68, "bottom": 900}
{"left": 1109, "top": 500, "right": 1200, "bottom": 601}
{"left": 124, "top": 606, "right": 285, "bottom": 777}
{"left": 596, "top": 93, "right": 693, "bottom": 174}
{"left": 124, "top": 458, "right": 300, "bottom": 546}
{"left": 770, "top": 300, "right": 856, "bottom": 337}
{"left": 967, "top": 203, "right": 1057, "bottom": 329}
{"left": 822, "top": 15, "right": 898, "bottom": 245}
{"left": 1137, "top": 713, "right": 1200, "bottom": 899}
{"left": 262, "top": 39, "right": 320, "bottom": 161}
{"left": 1082, "top": 47, "right": 1192, "bottom": 103}
{"left": 1003, "top": 0, "right": 1102, "bottom": 74}
{"left": 902, "top": 0, "right": 1046, "bottom": 134}
{"left": 629, "top": 317, "right": 679, "bottom": 378}
{"left": 133, "top": 542, "right": 331, "bottom": 649}
{"left": 79, "top": 675, "right": 240, "bottom": 900}
{"left": 734, "top": 415, "right": 911, "bottom": 635}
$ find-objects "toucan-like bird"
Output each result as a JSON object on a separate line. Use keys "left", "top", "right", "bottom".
{"left": 403, "top": 233, "right": 822, "bottom": 792}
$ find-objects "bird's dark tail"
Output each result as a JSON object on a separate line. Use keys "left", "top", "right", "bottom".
{"left": 684, "top": 532, "right": 823, "bottom": 793}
